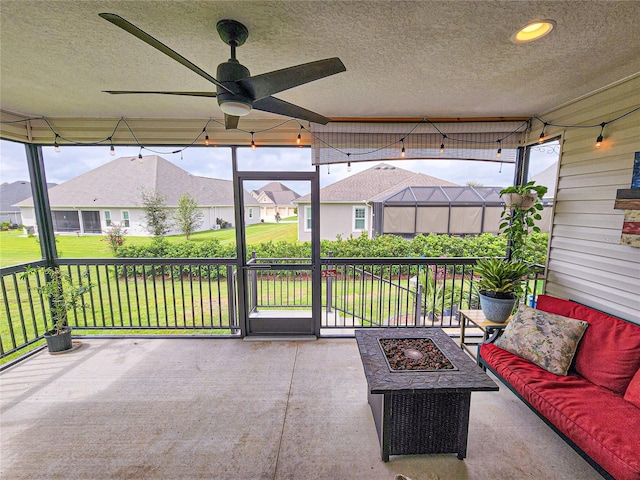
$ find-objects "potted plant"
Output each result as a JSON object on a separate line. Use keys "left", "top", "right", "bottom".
{"left": 21, "top": 266, "right": 94, "bottom": 353}
{"left": 499, "top": 181, "right": 548, "bottom": 262}
{"left": 500, "top": 180, "right": 548, "bottom": 211}
{"left": 474, "top": 181, "right": 548, "bottom": 322}
{"left": 474, "top": 258, "right": 530, "bottom": 322}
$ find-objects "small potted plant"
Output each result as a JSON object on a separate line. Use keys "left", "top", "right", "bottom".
{"left": 473, "top": 258, "right": 530, "bottom": 322}
{"left": 22, "top": 266, "right": 94, "bottom": 353}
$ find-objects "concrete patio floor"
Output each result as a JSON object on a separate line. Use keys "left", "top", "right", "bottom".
{"left": 1, "top": 337, "right": 602, "bottom": 480}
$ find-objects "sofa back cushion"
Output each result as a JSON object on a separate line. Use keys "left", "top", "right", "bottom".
{"left": 536, "top": 294, "right": 581, "bottom": 318}
{"left": 572, "top": 305, "right": 640, "bottom": 395}
{"left": 624, "top": 369, "right": 640, "bottom": 409}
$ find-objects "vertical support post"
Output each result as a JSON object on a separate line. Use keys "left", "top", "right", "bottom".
{"left": 25, "top": 144, "right": 57, "bottom": 265}
{"left": 326, "top": 251, "right": 333, "bottom": 313}
{"left": 311, "top": 165, "right": 321, "bottom": 336}
{"left": 506, "top": 146, "right": 529, "bottom": 261}
{"left": 231, "top": 146, "right": 247, "bottom": 337}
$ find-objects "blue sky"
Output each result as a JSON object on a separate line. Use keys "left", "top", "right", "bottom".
{"left": 0, "top": 139, "right": 558, "bottom": 195}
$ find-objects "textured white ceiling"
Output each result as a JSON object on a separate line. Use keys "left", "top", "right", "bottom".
{"left": 1, "top": 0, "right": 639, "bottom": 123}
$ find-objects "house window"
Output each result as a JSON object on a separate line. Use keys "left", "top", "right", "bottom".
{"left": 248, "top": 208, "right": 253, "bottom": 219}
{"left": 354, "top": 207, "right": 366, "bottom": 230}
{"left": 104, "top": 210, "right": 112, "bottom": 227}
{"left": 122, "top": 210, "right": 130, "bottom": 228}
{"left": 305, "top": 206, "right": 312, "bottom": 231}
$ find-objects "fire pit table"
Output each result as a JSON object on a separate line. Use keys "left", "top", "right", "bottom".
{"left": 355, "top": 328, "right": 498, "bottom": 461}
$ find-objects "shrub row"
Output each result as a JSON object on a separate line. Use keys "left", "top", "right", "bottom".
{"left": 116, "top": 233, "right": 548, "bottom": 266}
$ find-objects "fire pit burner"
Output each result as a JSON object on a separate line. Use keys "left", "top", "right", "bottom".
{"left": 403, "top": 348, "right": 423, "bottom": 360}
{"left": 378, "top": 337, "right": 455, "bottom": 372}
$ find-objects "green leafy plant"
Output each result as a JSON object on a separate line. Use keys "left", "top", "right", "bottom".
{"left": 473, "top": 258, "right": 529, "bottom": 299}
{"left": 21, "top": 266, "right": 94, "bottom": 335}
{"left": 174, "top": 193, "right": 204, "bottom": 240}
{"left": 140, "top": 188, "right": 172, "bottom": 237}
{"left": 103, "top": 221, "right": 126, "bottom": 254}
{"left": 499, "top": 181, "right": 548, "bottom": 261}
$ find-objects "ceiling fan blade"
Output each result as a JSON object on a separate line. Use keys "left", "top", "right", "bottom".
{"left": 224, "top": 114, "right": 240, "bottom": 130}
{"left": 99, "top": 13, "right": 234, "bottom": 94}
{"left": 237, "top": 58, "right": 345, "bottom": 101}
{"left": 253, "top": 96, "right": 330, "bottom": 125}
{"left": 104, "top": 91, "right": 217, "bottom": 97}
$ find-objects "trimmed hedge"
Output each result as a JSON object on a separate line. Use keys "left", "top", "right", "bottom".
{"left": 116, "top": 232, "right": 548, "bottom": 265}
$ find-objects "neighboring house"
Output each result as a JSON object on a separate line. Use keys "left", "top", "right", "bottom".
{"left": 294, "top": 163, "right": 458, "bottom": 241}
{"left": 16, "top": 155, "right": 261, "bottom": 235}
{"left": 0, "top": 180, "right": 56, "bottom": 225}
{"left": 251, "top": 182, "right": 300, "bottom": 221}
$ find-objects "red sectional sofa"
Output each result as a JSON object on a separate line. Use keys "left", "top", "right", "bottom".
{"left": 479, "top": 295, "right": 640, "bottom": 480}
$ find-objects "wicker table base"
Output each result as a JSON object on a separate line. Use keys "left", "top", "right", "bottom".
{"left": 356, "top": 328, "right": 498, "bottom": 462}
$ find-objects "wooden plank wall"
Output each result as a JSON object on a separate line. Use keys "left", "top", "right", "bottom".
{"left": 531, "top": 75, "right": 640, "bottom": 323}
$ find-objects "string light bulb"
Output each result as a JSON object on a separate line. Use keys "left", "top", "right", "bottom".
{"left": 401, "top": 138, "right": 406, "bottom": 158}
{"left": 296, "top": 128, "right": 302, "bottom": 145}
{"left": 538, "top": 123, "right": 547, "bottom": 143}
{"left": 110, "top": 144, "right": 115, "bottom": 156}
{"left": 205, "top": 133, "right": 210, "bottom": 146}
{"left": 595, "top": 123, "right": 605, "bottom": 148}
{"left": 496, "top": 140, "right": 502, "bottom": 159}
{"left": 54, "top": 134, "right": 60, "bottom": 153}
{"left": 138, "top": 147, "right": 143, "bottom": 163}
{"left": 440, "top": 135, "right": 446, "bottom": 154}
{"left": 250, "top": 132, "right": 256, "bottom": 150}
{"left": 347, "top": 161, "right": 351, "bottom": 172}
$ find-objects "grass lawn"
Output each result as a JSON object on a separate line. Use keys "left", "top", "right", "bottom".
{"left": 0, "top": 222, "right": 298, "bottom": 268}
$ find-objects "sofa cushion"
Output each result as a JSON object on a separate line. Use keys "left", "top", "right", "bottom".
{"left": 494, "top": 305, "right": 588, "bottom": 376}
{"left": 624, "top": 369, "right": 640, "bottom": 409}
{"left": 535, "top": 294, "right": 581, "bottom": 318}
{"left": 572, "top": 305, "right": 640, "bottom": 395}
{"left": 481, "top": 343, "right": 640, "bottom": 480}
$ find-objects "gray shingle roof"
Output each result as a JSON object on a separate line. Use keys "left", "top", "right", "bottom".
{"left": 16, "top": 155, "right": 258, "bottom": 207}
{"left": 296, "top": 163, "right": 457, "bottom": 203}
{"left": 1, "top": 181, "right": 56, "bottom": 211}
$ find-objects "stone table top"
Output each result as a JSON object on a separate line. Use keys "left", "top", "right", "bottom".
{"left": 355, "top": 328, "right": 498, "bottom": 394}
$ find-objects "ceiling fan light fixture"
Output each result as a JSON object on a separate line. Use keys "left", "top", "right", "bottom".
{"left": 512, "top": 19, "right": 556, "bottom": 43}
{"left": 219, "top": 100, "right": 252, "bottom": 116}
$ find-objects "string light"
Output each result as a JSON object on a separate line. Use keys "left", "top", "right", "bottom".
{"left": 400, "top": 138, "right": 406, "bottom": 158}
{"left": 496, "top": 140, "right": 502, "bottom": 159}
{"left": 138, "top": 146, "right": 143, "bottom": 163}
{"left": 3, "top": 107, "right": 638, "bottom": 164}
{"left": 595, "top": 122, "right": 605, "bottom": 148}
{"left": 538, "top": 122, "right": 547, "bottom": 143}
{"left": 204, "top": 127, "right": 210, "bottom": 146}
{"left": 297, "top": 126, "right": 302, "bottom": 145}
{"left": 347, "top": 161, "right": 351, "bottom": 172}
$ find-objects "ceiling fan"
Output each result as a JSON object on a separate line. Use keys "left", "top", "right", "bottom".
{"left": 99, "top": 13, "right": 346, "bottom": 129}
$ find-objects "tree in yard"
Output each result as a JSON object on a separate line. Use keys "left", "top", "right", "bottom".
{"left": 174, "top": 193, "right": 203, "bottom": 240}
{"left": 140, "top": 189, "right": 171, "bottom": 237}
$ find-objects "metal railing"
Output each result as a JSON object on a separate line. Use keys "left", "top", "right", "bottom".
{"left": 0, "top": 258, "right": 239, "bottom": 363}
{"left": 1, "top": 256, "right": 545, "bottom": 363}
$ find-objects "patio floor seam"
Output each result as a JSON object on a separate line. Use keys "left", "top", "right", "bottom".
{"left": 272, "top": 341, "right": 300, "bottom": 480}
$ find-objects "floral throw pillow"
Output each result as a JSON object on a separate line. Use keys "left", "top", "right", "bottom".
{"left": 494, "top": 305, "right": 588, "bottom": 376}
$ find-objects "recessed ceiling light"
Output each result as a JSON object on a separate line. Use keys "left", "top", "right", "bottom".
{"left": 512, "top": 19, "right": 556, "bottom": 43}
